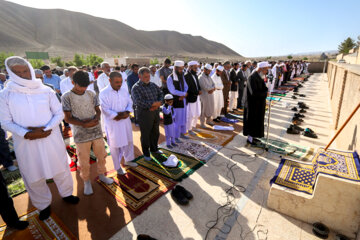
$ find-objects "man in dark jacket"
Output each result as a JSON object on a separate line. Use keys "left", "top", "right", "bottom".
{"left": 184, "top": 61, "right": 202, "bottom": 134}
{"left": 229, "top": 63, "right": 240, "bottom": 112}
{"left": 237, "top": 64, "right": 248, "bottom": 109}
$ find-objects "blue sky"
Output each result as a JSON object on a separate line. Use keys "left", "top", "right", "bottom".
{"left": 7, "top": 0, "right": 360, "bottom": 57}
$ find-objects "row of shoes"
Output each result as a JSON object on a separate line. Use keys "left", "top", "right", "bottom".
{"left": 171, "top": 185, "right": 193, "bottom": 205}
{"left": 287, "top": 102, "right": 318, "bottom": 138}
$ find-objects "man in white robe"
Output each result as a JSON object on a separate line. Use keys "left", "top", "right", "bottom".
{"left": 97, "top": 62, "right": 111, "bottom": 91}
{"left": 60, "top": 66, "right": 78, "bottom": 94}
{"left": 184, "top": 61, "right": 202, "bottom": 134}
{"left": 199, "top": 64, "right": 216, "bottom": 128}
{"left": 211, "top": 65, "right": 224, "bottom": 120}
{"left": 0, "top": 56, "right": 79, "bottom": 221}
{"left": 99, "top": 72, "right": 136, "bottom": 175}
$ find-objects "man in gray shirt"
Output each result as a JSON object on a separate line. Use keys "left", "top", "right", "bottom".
{"left": 159, "top": 58, "right": 172, "bottom": 95}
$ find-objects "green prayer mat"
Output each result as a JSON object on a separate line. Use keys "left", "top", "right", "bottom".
{"left": 134, "top": 149, "right": 204, "bottom": 181}
{"left": 1, "top": 169, "right": 26, "bottom": 197}
{"left": 251, "top": 138, "right": 314, "bottom": 161}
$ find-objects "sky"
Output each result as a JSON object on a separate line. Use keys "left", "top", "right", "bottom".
{"left": 6, "top": 0, "right": 360, "bottom": 57}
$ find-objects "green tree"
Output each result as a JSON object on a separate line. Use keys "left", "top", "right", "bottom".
{"left": 338, "top": 37, "right": 356, "bottom": 54}
{"left": 0, "top": 52, "right": 14, "bottom": 69}
{"left": 303, "top": 57, "right": 308, "bottom": 60}
{"left": 28, "top": 59, "right": 45, "bottom": 69}
{"left": 357, "top": 36, "right": 360, "bottom": 47}
{"left": 50, "top": 56, "right": 64, "bottom": 67}
{"left": 150, "top": 58, "right": 159, "bottom": 65}
{"left": 85, "top": 54, "right": 103, "bottom": 66}
{"left": 287, "top": 55, "right": 293, "bottom": 59}
{"left": 266, "top": 56, "right": 272, "bottom": 60}
{"left": 73, "top": 53, "right": 86, "bottom": 66}
{"left": 65, "top": 61, "right": 75, "bottom": 67}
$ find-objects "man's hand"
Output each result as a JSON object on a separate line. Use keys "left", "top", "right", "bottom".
{"left": 114, "top": 112, "right": 130, "bottom": 121}
{"left": 198, "top": 90, "right": 202, "bottom": 95}
{"left": 82, "top": 119, "right": 99, "bottom": 128}
{"left": 24, "top": 128, "right": 52, "bottom": 140}
{"left": 179, "top": 96, "right": 185, "bottom": 101}
{"left": 208, "top": 88, "right": 215, "bottom": 94}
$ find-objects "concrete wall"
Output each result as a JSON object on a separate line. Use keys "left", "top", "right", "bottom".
{"left": 308, "top": 61, "right": 326, "bottom": 73}
{"left": 327, "top": 62, "right": 360, "bottom": 152}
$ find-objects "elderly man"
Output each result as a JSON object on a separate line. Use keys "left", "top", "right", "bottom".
{"left": 211, "top": 65, "right": 224, "bottom": 121}
{"left": 60, "top": 69, "right": 69, "bottom": 80}
{"left": 41, "top": 65, "right": 61, "bottom": 94}
{"left": 150, "top": 65, "right": 162, "bottom": 88}
{"left": 243, "top": 62, "right": 269, "bottom": 144}
{"left": 132, "top": 67, "right": 163, "bottom": 160}
{"left": 100, "top": 71, "right": 137, "bottom": 175}
{"left": 167, "top": 60, "right": 189, "bottom": 140}
{"left": 0, "top": 56, "right": 79, "bottom": 221}
{"left": 199, "top": 64, "right": 216, "bottom": 127}
{"left": 159, "top": 58, "right": 172, "bottom": 95}
{"left": 60, "top": 66, "right": 78, "bottom": 94}
{"left": 184, "top": 61, "right": 201, "bottom": 134}
{"left": 237, "top": 64, "right": 248, "bottom": 109}
{"left": 221, "top": 61, "right": 231, "bottom": 115}
{"left": 97, "top": 62, "right": 111, "bottom": 91}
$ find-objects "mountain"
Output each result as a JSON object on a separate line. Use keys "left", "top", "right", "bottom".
{"left": 0, "top": 1, "right": 240, "bottom": 58}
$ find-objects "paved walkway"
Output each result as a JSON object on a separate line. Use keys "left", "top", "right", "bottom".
{"left": 110, "top": 73, "right": 338, "bottom": 240}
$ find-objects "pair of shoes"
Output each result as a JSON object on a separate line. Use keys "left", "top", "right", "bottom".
{"left": 287, "top": 125, "right": 300, "bottom": 134}
{"left": 292, "top": 96, "right": 297, "bottom": 99}
{"left": 294, "top": 113, "right": 305, "bottom": 118}
{"left": 303, "top": 130, "right": 318, "bottom": 138}
{"left": 137, "top": 234, "right": 158, "bottom": 240}
{"left": 291, "top": 107, "right": 298, "bottom": 111}
{"left": 6, "top": 165, "right": 18, "bottom": 172}
{"left": 291, "top": 124, "right": 304, "bottom": 131}
{"left": 299, "top": 94, "right": 306, "bottom": 97}
{"left": 298, "top": 102, "right": 309, "bottom": 109}
{"left": 8, "top": 220, "right": 29, "bottom": 230}
{"left": 124, "top": 161, "right": 138, "bottom": 167}
{"left": 299, "top": 109, "right": 307, "bottom": 113}
{"left": 63, "top": 195, "right": 80, "bottom": 204}
{"left": 39, "top": 205, "right": 51, "bottom": 221}
{"left": 171, "top": 185, "right": 193, "bottom": 205}
{"left": 292, "top": 117, "right": 303, "bottom": 122}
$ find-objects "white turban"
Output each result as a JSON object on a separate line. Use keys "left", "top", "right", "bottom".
{"left": 256, "top": 61, "right": 269, "bottom": 70}
{"left": 204, "top": 63, "right": 212, "bottom": 70}
{"left": 188, "top": 61, "right": 199, "bottom": 66}
{"left": 217, "top": 65, "right": 224, "bottom": 71}
{"left": 174, "top": 60, "right": 184, "bottom": 67}
{"left": 164, "top": 94, "right": 174, "bottom": 100}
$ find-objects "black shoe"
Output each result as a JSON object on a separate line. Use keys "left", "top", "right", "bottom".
{"left": 299, "top": 109, "right": 307, "bottom": 113}
{"left": 292, "top": 119, "right": 302, "bottom": 126}
{"left": 287, "top": 126, "right": 300, "bottom": 134}
{"left": 62, "top": 195, "right": 80, "bottom": 204}
{"left": 294, "top": 113, "right": 305, "bottom": 118}
{"left": 39, "top": 205, "right": 51, "bottom": 221}
{"left": 299, "top": 94, "right": 306, "bottom": 97}
{"left": 303, "top": 131, "right": 318, "bottom": 138}
{"left": 137, "top": 234, "right": 158, "bottom": 240}
{"left": 291, "top": 107, "right": 298, "bottom": 111}
{"left": 305, "top": 128, "right": 315, "bottom": 134}
{"left": 292, "top": 96, "right": 297, "bottom": 99}
{"left": 291, "top": 124, "right": 304, "bottom": 131}
{"left": 293, "top": 92, "right": 299, "bottom": 95}
{"left": 292, "top": 117, "right": 303, "bottom": 122}
{"left": 8, "top": 220, "right": 29, "bottom": 230}
{"left": 171, "top": 188, "right": 189, "bottom": 205}
{"left": 175, "top": 185, "right": 193, "bottom": 200}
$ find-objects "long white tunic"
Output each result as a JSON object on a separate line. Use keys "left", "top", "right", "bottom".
{"left": 97, "top": 73, "right": 110, "bottom": 91}
{"left": 211, "top": 74, "right": 224, "bottom": 118}
{"left": 99, "top": 84, "right": 133, "bottom": 148}
{"left": 0, "top": 89, "right": 70, "bottom": 184}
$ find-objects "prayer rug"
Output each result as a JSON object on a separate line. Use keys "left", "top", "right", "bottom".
{"left": 271, "top": 93, "right": 286, "bottom": 97}
{"left": 159, "top": 139, "right": 221, "bottom": 162}
{"left": 134, "top": 149, "right": 204, "bottom": 181}
{"left": 66, "top": 145, "right": 96, "bottom": 172}
{"left": 96, "top": 166, "right": 176, "bottom": 214}
{"left": 220, "top": 117, "right": 239, "bottom": 124}
{"left": 0, "top": 208, "right": 76, "bottom": 240}
{"left": 1, "top": 168, "right": 26, "bottom": 197}
{"left": 266, "top": 97, "right": 281, "bottom": 102}
{"left": 292, "top": 77, "right": 305, "bottom": 81}
{"left": 226, "top": 113, "right": 243, "bottom": 119}
{"left": 270, "top": 148, "right": 360, "bottom": 194}
{"left": 277, "top": 86, "right": 295, "bottom": 91}
{"left": 271, "top": 89, "right": 288, "bottom": 94}
{"left": 184, "top": 128, "right": 235, "bottom": 146}
{"left": 251, "top": 138, "right": 314, "bottom": 161}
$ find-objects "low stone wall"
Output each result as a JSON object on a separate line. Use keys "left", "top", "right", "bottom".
{"left": 327, "top": 62, "right": 360, "bottom": 152}
{"left": 308, "top": 61, "right": 326, "bottom": 73}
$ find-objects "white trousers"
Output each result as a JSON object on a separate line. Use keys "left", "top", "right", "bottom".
{"left": 23, "top": 170, "right": 74, "bottom": 210}
{"left": 229, "top": 91, "right": 238, "bottom": 111}
{"left": 186, "top": 99, "right": 201, "bottom": 131}
{"left": 110, "top": 143, "right": 135, "bottom": 170}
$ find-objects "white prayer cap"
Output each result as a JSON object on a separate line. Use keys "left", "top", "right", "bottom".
{"left": 217, "top": 65, "right": 224, "bottom": 71}
{"left": 164, "top": 94, "right": 174, "bottom": 100}
{"left": 245, "top": 60, "right": 251, "bottom": 64}
{"left": 162, "top": 154, "right": 179, "bottom": 168}
{"left": 256, "top": 61, "right": 269, "bottom": 70}
{"left": 204, "top": 63, "right": 212, "bottom": 70}
{"left": 188, "top": 61, "right": 199, "bottom": 66}
{"left": 174, "top": 60, "right": 184, "bottom": 67}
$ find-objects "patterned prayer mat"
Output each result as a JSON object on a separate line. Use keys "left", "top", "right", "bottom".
{"left": 134, "top": 149, "right": 204, "bottom": 181}
{"left": 266, "top": 97, "right": 281, "bottom": 102}
{"left": 159, "top": 139, "right": 222, "bottom": 162}
{"left": 251, "top": 138, "right": 314, "bottom": 161}
{"left": 66, "top": 145, "right": 97, "bottom": 172}
{"left": 0, "top": 208, "right": 76, "bottom": 240}
{"left": 270, "top": 148, "right": 360, "bottom": 195}
{"left": 277, "top": 86, "right": 295, "bottom": 91}
{"left": 1, "top": 168, "right": 26, "bottom": 197}
{"left": 292, "top": 77, "right": 305, "bottom": 81}
{"left": 96, "top": 166, "right": 176, "bottom": 214}
{"left": 184, "top": 128, "right": 235, "bottom": 146}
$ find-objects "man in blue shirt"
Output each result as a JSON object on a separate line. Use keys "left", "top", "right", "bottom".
{"left": 127, "top": 64, "right": 139, "bottom": 93}
{"left": 41, "top": 65, "right": 61, "bottom": 94}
